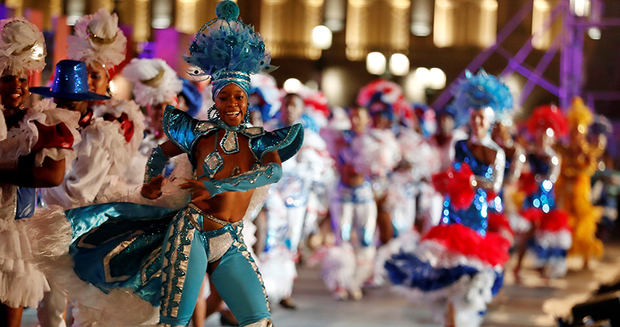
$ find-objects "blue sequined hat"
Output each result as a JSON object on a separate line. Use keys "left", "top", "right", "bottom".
{"left": 184, "top": 0, "right": 274, "bottom": 98}
{"left": 31, "top": 60, "right": 110, "bottom": 101}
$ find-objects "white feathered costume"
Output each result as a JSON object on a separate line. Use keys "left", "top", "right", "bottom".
{"left": 0, "top": 18, "right": 81, "bottom": 309}
{"left": 42, "top": 9, "right": 146, "bottom": 208}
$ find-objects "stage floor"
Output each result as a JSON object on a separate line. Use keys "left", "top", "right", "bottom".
{"left": 22, "top": 241, "right": 620, "bottom": 327}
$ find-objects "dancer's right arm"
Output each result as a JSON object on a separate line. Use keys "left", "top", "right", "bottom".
{"left": 0, "top": 157, "right": 65, "bottom": 187}
{"left": 141, "top": 140, "right": 183, "bottom": 199}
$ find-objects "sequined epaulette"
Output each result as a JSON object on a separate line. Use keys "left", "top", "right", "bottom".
{"left": 249, "top": 123, "right": 304, "bottom": 162}
{"left": 162, "top": 106, "right": 217, "bottom": 155}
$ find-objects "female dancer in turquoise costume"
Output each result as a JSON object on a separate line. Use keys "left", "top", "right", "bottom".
{"left": 63, "top": 2, "right": 303, "bottom": 326}
{"left": 385, "top": 70, "right": 512, "bottom": 327}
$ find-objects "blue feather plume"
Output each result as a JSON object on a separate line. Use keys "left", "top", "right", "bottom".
{"left": 184, "top": 1, "right": 273, "bottom": 82}
{"left": 449, "top": 69, "right": 513, "bottom": 124}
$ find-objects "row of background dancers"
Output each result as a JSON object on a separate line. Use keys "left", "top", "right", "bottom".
{"left": 0, "top": 8, "right": 618, "bottom": 327}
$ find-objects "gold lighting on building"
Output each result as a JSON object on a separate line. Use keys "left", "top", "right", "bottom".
{"left": 152, "top": 0, "right": 174, "bottom": 29}
{"left": 433, "top": 0, "right": 498, "bottom": 48}
{"left": 88, "top": 0, "right": 114, "bottom": 12}
{"left": 116, "top": 0, "right": 151, "bottom": 42}
{"left": 532, "top": 0, "right": 563, "bottom": 50}
{"left": 346, "top": 0, "right": 410, "bottom": 61}
{"left": 260, "top": 0, "right": 324, "bottom": 60}
{"left": 175, "top": 0, "right": 234, "bottom": 34}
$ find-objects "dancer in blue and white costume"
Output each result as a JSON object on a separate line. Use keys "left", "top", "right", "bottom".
{"left": 385, "top": 70, "right": 512, "bottom": 327}
{"left": 321, "top": 102, "right": 399, "bottom": 301}
{"left": 260, "top": 88, "right": 334, "bottom": 308}
{"left": 55, "top": 2, "right": 303, "bottom": 326}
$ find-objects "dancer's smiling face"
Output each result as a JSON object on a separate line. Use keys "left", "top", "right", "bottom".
{"left": 0, "top": 73, "right": 28, "bottom": 109}
{"left": 215, "top": 83, "right": 248, "bottom": 126}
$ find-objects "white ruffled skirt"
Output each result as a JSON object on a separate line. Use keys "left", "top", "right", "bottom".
{"left": 0, "top": 207, "right": 71, "bottom": 308}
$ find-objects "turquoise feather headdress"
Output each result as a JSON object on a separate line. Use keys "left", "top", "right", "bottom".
{"left": 184, "top": 1, "right": 274, "bottom": 97}
{"left": 450, "top": 69, "right": 513, "bottom": 125}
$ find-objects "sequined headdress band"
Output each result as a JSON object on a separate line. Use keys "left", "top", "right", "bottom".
{"left": 212, "top": 71, "right": 251, "bottom": 98}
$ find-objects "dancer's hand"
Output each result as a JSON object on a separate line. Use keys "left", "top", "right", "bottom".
{"left": 181, "top": 179, "right": 211, "bottom": 202}
{"left": 141, "top": 175, "right": 164, "bottom": 199}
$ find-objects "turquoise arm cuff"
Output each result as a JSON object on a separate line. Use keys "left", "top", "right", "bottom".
{"left": 144, "top": 146, "right": 170, "bottom": 183}
{"left": 201, "top": 163, "right": 282, "bottom": 197}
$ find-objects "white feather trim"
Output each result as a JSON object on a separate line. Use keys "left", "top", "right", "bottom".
{"left": 0, "top": 18, "right": 46, "bottom": 75}
{"left": 258, "top": 246, "right": 297, "bottom": 302}
{"left": 509, "top": 212, "right": 532, "bottom": 234}
{"left": 348, "top": 129, "right": 401, "bottom": 177}
{"left": 42, "top": 255, "right": 158, "bottom": 327}
{"left": 534, "top": 229, "right": 572, "bottom": 249}
{"left": 0, "top": 100, "right": 81, "bottom": 168}
{"left": 86, "top": 118, "right": 131, "bottom": 176}
{"left": 533, "top": 256, "right": 568, "bottom": 278}
{"left": 413, "top": 240, "right": 501, "bottom": 270}
{"left": 24, "top": 205, "right": 73, "bottom": 259}
{"left": 319, "top": 244, "right": 357, "bottom": 291}
{"left": 398, "top": 129, "right": 440, "bottom": 180}
{"left": 122, "top": 58, "right": 183, "bottom": 107}
{"left": 373, "top": 231, "right": 419, "bottom": 286}
{"left": 0, "top": 218, "right": 55, "bottom": 307}
{"left": 67, "top": 9, "right": 127, "bottom": 68}
{"left": 92, "top": 98, "right": 145, "bottom": 159}
{"left": 125, "top": 156, "right": 193, "bottom": 209}
{"left": 391, "top": 269, "right": 496, "bottom": 327}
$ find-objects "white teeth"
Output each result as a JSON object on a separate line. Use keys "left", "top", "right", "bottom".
{"left": 10, "top": 94, "right": 20, "bottom": 99}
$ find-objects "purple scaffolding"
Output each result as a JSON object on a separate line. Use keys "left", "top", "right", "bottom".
{"left": 431, "top": 0, "right": 620, "bottom": 111}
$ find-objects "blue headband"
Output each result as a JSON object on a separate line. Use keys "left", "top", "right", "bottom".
{"left": 212, "top": 71, "right": 251, "bottom": 98}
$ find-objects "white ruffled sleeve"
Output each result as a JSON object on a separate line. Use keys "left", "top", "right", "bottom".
{"left": 30, "top": 100, "right": 82, "bottom": 167}
{"left": 92, "top": 99, "right": 145, "bottom": 176}
{"left": 0, "top": 100, "right": 81, "bottom": 169}
{"left": 40, "top": 119, "right": 122, "bottom": 208}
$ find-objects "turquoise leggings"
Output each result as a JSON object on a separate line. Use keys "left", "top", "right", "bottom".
{"left": 159, "top": 206, "right": 270, "bottom": 326}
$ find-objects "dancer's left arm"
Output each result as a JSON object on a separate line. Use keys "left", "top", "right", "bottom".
{"left": 471, "top": 148, "right": 506, "bottom": 194}
{"left": 183, "top": 150, "right": 282, "bottom": 200}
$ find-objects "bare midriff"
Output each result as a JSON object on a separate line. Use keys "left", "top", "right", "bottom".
{"left": 340, "top": 163, "right": 365, "bottom": 188}
{"left": 192, "top": 132, "right": 257, "bottom": 231}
